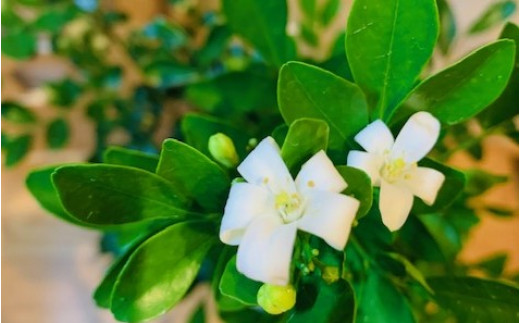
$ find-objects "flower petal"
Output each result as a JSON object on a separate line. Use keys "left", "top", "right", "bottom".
{"left": 392, "top": 112, "right": 440, "bottom": 163}
{"left": 346, "top": 150, "right": 383, "bottom": 186}
{"left": 298, "top": 191, "right": 359, "bottom": 250}
{"left": 237, "top": 137, "right": 295, "bottom": 194}
{"left": 379, "top": 180, "right": 414, "bottom": 231}
{"left": 354, "top": 120, "right": 394, "bottom": 154}
{"left": 236, "top": 216, "right": 297, "bottom": 286}
{"left": 220, "top": 183, "right": 275, "bottom": 245}
{"left": 405, "top": 167, "right": 445, "bottom": 205}
{"left": 295, "top": 150, "right": 347, "bottom": 194}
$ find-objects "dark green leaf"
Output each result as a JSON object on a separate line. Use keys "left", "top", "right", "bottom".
{"left": 278, "top": 61, "right": 369, "bottom": 150}
{"left": 222, "top": 0, "right": 296, "bottom": 67}
{"left": 272, "top": 124, "right": 289, "bottom": 147}
{"left": 336, "top": 166, "right": 372, "bottom": 218}
{"left": 301, "top": 25, "right": 318, "bottom": 46}
{"left": 469, "top": 1, "right": 516, "bottom": 34}
{"left": 437, "top": 0, "right": 457, "bottom": 54}
{"left": 189, "top": 305, "right": 205, "bottom": 323}
{"left": 1, "top": 31, "right": 36, "bottom": 59}
{"left": 320, "top": 0, "right": 340, "bottom": 26}
{"left": 475, "top": 253, "right": 508, "bottom": 277}
{"left": 47, "top": 79, "right": 82, "bottom": 108}
{"left": 428, "top": 276, "right": 519, "bottom": 322}
{"left": 52, "top": 164, "right": 194, "bottom": 225}
{"left": 219, "top": 255, "right": 262, "bottom": 306}
{"left": 33, "top": 9, "right": 75, "bottom": 33}
{"left": 346, "top": 0, "right": 438, "bottom": 119}
{"left": 281, "top": 118, "right": 329, "bottom": 174}
{"left": 400, "top": 40, "right": 516, "bottom": 125}
{"left": 464, "top": 169, "right": 507, "bottom": 197}
{"left": 384, "top": 252, "right": 433, "bottom": 293}
{"left": 4, "top": 134, "right": 32, "bottom": 167}
{"left": 103, "top": 146, "right": 159, "bottom": 173}
{"left": 300, "top": 0, "right": 317, "bottom": 18}
{"left": 195, "top": 25, "right": 231, "bottom": 66}
{"left": 156, "top": 139, "right": 230, "bottom": 212}
{"left": 46, "top": 117, "right": 69, "bottom": 149}
{"left": 418, "top": 213, "right": 461, "bottom": 260}
{"left": 1, "top": 102, "right": 36, "bottom": 123}
{"left": 141, "top": 18, "right": 187, "bottom": 50}
{"left": 111, "top": 222, "right": 217, "bottom": 322}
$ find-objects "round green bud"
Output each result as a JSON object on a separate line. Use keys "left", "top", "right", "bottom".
{"left": 257, "top": 284, "right": 297, "bottom": 315}
{"left": 322, "top": 266, "right": 340, "bottom": 284}
{"left": 208, "top": 133, "right": 239, "bottom": 168}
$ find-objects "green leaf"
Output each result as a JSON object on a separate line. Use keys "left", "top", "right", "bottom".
{"left": 278, "top": 61, "right": 369, "bottom": 151}
{"left": 33, "top": 9, "right": 75, "bottom": 33}
{"left": 475, "top": 253, "right": 508, "bottom": 277}
{"left": 272, "top": 124, "right": 289, "bottom": 147}
{"left": 300, "top": 0, "right": 317, "bottom": 18}
{"left": 1, "top": 31, "right": 36, "bottom": 59}
{"left": 290, "top": 279, "right": 355, "bottom": 323}
{"left": 188, "top": 305, "right": 205, "bottom": 323}
{"left": 141, "top": 18, "right": 187, "bottom": 50}
{"left": 469, "top": 1, "right": 516, "bottom": 34}
{"left": 427, "top": 276, "right": 519, "bottom": 322}
{"left": 301, "top": 25, "right": 319, "bottom": 46}
{"left": 463, "top": 169, "right": 507, "bottom": 197}
{"left": 478, "top": 23, "right": 519, "bottom": 128}
{"left": 280, "top": 118, "right": 329, "bottom": 174}
{"left": 418, "top": 213, "right": 462, "bottom": 260}
{"left": 346, "top": 0, "right": 438, "bottom": 119}
{"left": 222, "top": 0, "right": 296, "bottom": 67}
{"left": 181, "top": 113, "right": 250, "bottom": 159}
{"left": 399, "top": 40, "right": 516, "bottom": 125}
{"left": 385, "top": 252, "right": 433, "bottom": 293}
{"left": 103, "top": 146, "right": 159, "bottom": 173}
{"left": 156, "top": 139, "right": 230, "bottom": 212}
{"left": 219, "top": 255, "right": 262, "bottom": 306}
{"left": 111, "top": 222, "right": 217, "bottom": 322}
{"left": 1, "top": 102, "right": 36, "bottom": 123}
{"left": 354, "top": 269, "right": 414, "bottom": 323}
{"left": 4, "top": 134, "right": 32, "bottom": 167}
{"left": 320, "top": 0, "right": 340, "bottom": 26}
{"left": 52, "top": 164, "right": 195, "bottom": 225}
{"left": 47, "top": 79, "right": 82, "bottom": 108}
{"left": 437, "top": 0, "right": 456, "bottom": 54}
{"left": 412, "top": 158, "right": 466, "bottom": 214}
{"left": 220, "top": 309, "right": 280, "bottom": 323}
{"left": 46, "top": 117, "right": 69, "bottom": 149}
{"left": 194, "top": 25, "right": 231, "bottom": 66}
{"left": 335, "top": 166, "right": 372, "bottom": 218}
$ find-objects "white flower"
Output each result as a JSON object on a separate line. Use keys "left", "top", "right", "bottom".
{"left": 347, "top": 112, "right": 445, "bottom": 231}
{"left": 220, "top": 137, "right": 359, "bottom": 286}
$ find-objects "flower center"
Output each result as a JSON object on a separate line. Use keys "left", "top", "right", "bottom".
{"left": 380, "top": 157, "right": 415, "bottom": 183}
{"left": 274, "top": 191, "right": 304, "bottom": 223}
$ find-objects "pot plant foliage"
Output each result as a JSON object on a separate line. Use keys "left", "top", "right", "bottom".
{"left": 24, "top": 0, "right": 519, "bottom": 322}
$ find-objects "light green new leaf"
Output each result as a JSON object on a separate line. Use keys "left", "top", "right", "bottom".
{"left": 52, "top": 164, "right": 195, "bottom": 225}
{"left": 222, "top": 0, "right": 295, "bottom": 67}
{"left": 111, "top": 222, "right": 217, "bottom": 322}
{"left": 156, "top": 139, "right": 230, "bottom": 212}
{"left": 336, "top": 166, "right": 372, "bottom": 218}
{"left": 469, "top": 1, "right": 516, "bottom": 34}
{"left": 103, "top": 146, "right": 159, "bottom": 173}
{"left": 281, "top": 118, "right": 329, "bottom": 174}
{"left": 428, "top": 276, "right": 519, "bottom": 322}
{"left": 46, "top": 117, "right": 69, "bottom": 149}
{"left": 346, "top": 0, "right": 438, "bottom": 119}
{"left": 400, "top": 40, "right": 515, "bottom": 125}
{"left": 278, "top": 62, "right": 369, "bottom": 150}
{"left": 219, "top": 255, "right": 262, "bottom": 306}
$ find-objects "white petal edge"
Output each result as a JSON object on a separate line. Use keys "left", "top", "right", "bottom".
{"left": 379, "top": 180, "right": 414, "bottom": 231}
{"left": 392, "top": 112, "right": 441, "bottom": 163}
{"left": 295, "top": 150, "right": 347, "bottom": 194}
{"left": 346, "top": 150, "right": 383, "bottom": 186}
{"left": 220, "top": 183, "right": 275, "bottom": 245}
{"left": 298, "top": 191, "right": 359, "bottom": 250}
{"left": 237, "top": 136, "right": 295, "bottom": 194}
{"left": 236, "top": 216, "right": 297, "bottom": 286}
{"left": 405, "top": 167, "right": 445, "bottom": 205}
{"left": 354, "top": 120, "right": 394, "bottom": 154}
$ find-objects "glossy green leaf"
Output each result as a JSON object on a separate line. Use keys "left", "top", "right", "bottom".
{"left": 281, "top": 118, "right": 329, "bottom": 174}
{"left": 400, "top": 40, "right": 515, "bottom": 125}
{"left": 1, "top": 102, "right": 36, "bottom": 123}
{"left": 290, "top": 279, "right": 355, "bottom": 323}
{"left": 1, "top": 31, "right": 36, "bottom": 59}
{"left": 437, "top": 0, "right": 456, "bottom": 54}
{"left": 219, "top": 255, "right": 262, "bottom": 306}
{"left": 278, "top": 61, "right": 369, "bottom": 150}
{"left": 46, "top": 117, "right": 69, "bottom": 149}
{"left": 181, "top": 113, "right": 250, "bottom": 159}
{"left": 222, "top": 0, "right": 296, "bottom": 67}
{"left": 336, "top": 166, "right": 372, "bottom": 218}
{"left": 156, "top": 139, "right": 229, "bottom": 212}
{"left": 111, "top": 222, "right": 217, "bottom": 322}
{"left": 4, "top": 134, "right": 32, "bottom": 167}
{"left": 428, "top": 276, "right": 519, "bottom": 322}
{"left": 52, "top": 164, "right": 194, "bottom": 225}
{"left": 478, "top": 23, "right": 519, "bottom": 128}
{"left": 103, "top": 146, "right": 159, "bottom": 173}
{"left": 412, "top": 158, "right": 465, "bottom": 214}
{"left": 469, "top": 1, "right": 516, "bottom": 34}
{"left": 463, "top": 169, "right": 507, "bottom": 197}
{"left": 346, "top": 0, "right": 438, "bottom": 119}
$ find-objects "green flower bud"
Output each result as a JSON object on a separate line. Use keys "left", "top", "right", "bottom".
{"left": 208, "top": 133, "right": 239, "bottom": 168}
{"left": 257, "top": 284, "right": 296, "bottom": 315}
{"left": 322, "top": 266, "right": 340, "bottom": 284}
